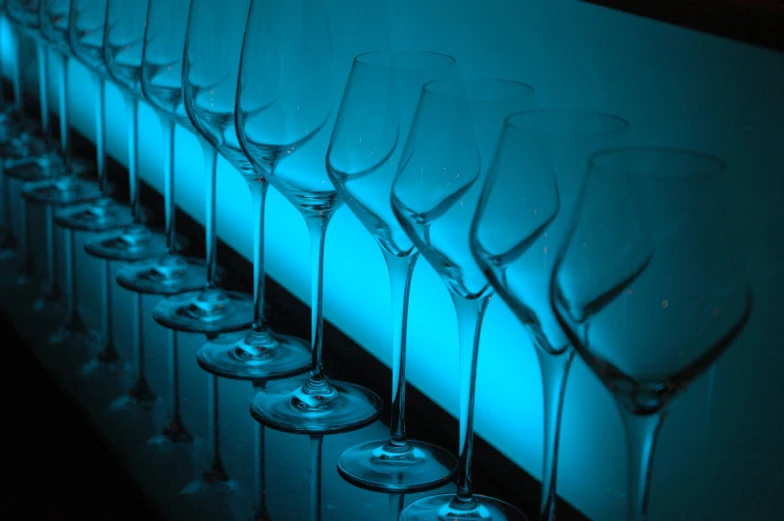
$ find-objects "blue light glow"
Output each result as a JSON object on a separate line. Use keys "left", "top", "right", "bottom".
{"left": 3, "top": 2, "right": 783, "bottom": 520}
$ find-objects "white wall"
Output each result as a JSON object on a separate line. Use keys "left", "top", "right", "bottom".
{"left": 3, "top": 2, "right": 783, "bottom": 519}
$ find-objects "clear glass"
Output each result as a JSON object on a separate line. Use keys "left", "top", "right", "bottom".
{"left": 470, "top": 109, "right": 629, "bottom": 521}
{"left": 393, "top": 78, "right": 536, "bottom": 521}
{"left": 115, "top": 0, "right": 206, "bottom": 298}
{"left": 175, "top": 0, "right": 308, "bottom": 376}
{"left": 241, "top": 0, "right": 381, "bottom": 434}
{"left": 550, "top": 147, "right": 752, "bottom": 521}
{"left": 151, "top": 0, "right": 255, "bottom": 337}
{"left": 58, "top": 0, "right": 133, "bottom": 233}
{"left": 327, "top": 50, "right": 460, "bottom": 492}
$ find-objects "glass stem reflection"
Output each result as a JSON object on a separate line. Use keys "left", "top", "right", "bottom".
{"left": 249, "top": 179, "right": 268, "bottom": 331}
{"left": 534, "top": 346, "right": 575, "bottom": 521}
{"left": 310, "top": 435, "right": 323, "bottom": 521}
{"left": 252, "top": 382, "right": 270, "bottom": 520}
{"left": 619, "top": 407, "right": 666, "bottom": 521}
{"left": 201, "top": 138, "right": 218, "bottom": 288}
{"left": 389, "top": 493, "right": 405, "bottom": 521}
{"left": 382, "top": 249, "right": 418, "bottom": 446}
{"left": 205, "top": 374, "right": 228, "bottom": 481}
{"left": 161, "top": 117, "right": 176, "bottom": 253}
{"left": 98, "top": 257, "right": 119, "bottom": 360}
{"left": 450, "top": 291, "right": 490, "bottom": 504}
{"left": 304, "top": 215, "right": 332, "bottom": 382}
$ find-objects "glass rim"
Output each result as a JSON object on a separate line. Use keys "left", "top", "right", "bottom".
{"left": 422, "top": 76, "right": 535, "bottom": 98}
{"left": 505, "top": 108, "right": 630, "bottom": 136}
{"left": 353, "top": 49, "right": 456, "bottom": 70}
{"left": 589, "top": 146, "right": 726, "bottom": 178}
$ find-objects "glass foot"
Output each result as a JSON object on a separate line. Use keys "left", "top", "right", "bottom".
{"left": 116, "top": 255, "right": 207, "bottom": 296}
{"left": 337, "top": 439, "right": 457, "bottom": 493}
{"left": 22, "top": 177, "right": 100, "bottom": 206}
{"left": 110, "top": 379, "right": 157, "bottom": 411}
{"left": 49, "top": 314, "right": 96, "bottom": 345}
{"left": 5, "top": 153, "right": 65, "bottom": 182}
{"left": 400, "top": 494, "right": 528, "bottom": 521}
{"left": 55, "top": 198, "right": 133, "bottom": 232}
{"left": 152, "top": 288, "right": 254, "bottom": 335}
{"left": 180, "top": 461, "right": 238, "bottom": 495}
{"left": 196, "top": 328, "right": 310, "bottom": 381}
{"left": 0, "top": 230, "right": 16, "bottom": 259}
{"left": 161, "top": 415, "right": 194, "bottom": 444}
{"left": 84, "top": 225, "right": 169, "bottom": 262}
{"left": 250, "top": 377, "right": 382, "bottom": 435}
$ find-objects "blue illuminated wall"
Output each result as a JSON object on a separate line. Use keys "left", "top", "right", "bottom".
{"left": 3, "top": 2, "right": 783, "bottom": 520}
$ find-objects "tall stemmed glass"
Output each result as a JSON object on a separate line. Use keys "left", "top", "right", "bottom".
{"left": 240, "top": 0, "right": 381, "bottom": 435}
{"left": 151, "top": 0, "right": 254, "bottom": 337}
{"left": 57, "top": 0, "right": 135, "bottom": 238}
{"left": 115, "top": 0, "right": 206, "bottom": 435}
{"left": 549, "top": 147, "right": 751, "bottom": 521}
{"left": 470, "top": 110, "right": 630, "bottom": 521}
{"left": 188, "top": 0, "right": 310, "bottom": 381}
{"left": 326, "top": 50, "right": 459, "bottom": 492}
{"left": 393, "top": 78, "right": 536, "bottom": 521}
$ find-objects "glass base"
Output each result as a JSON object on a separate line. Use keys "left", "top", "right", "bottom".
{"left": 196, "top": 329, "right": 311, "bottom": 381}
{"left": 110, "top": 378, "right": 157, "bottom": 411}
{"left": 55, "top": 198, "right": 133, "bottom": 232}
{"left": 160, "top": 415, "right": 194, "bottom": 444}
{"left": 399, "top": 494, "right": 528, "bottom": 521}
{"left": 84, "top": 225, "right": 169, "bottom": 262}
{"left": 3, "top": 150, "right": 56, "bottom": 177}
{"left": 337, "top": 439, "right": 457, "bottom": 493}
{"left": 180, "top": 461, "right": 238, "bottom": 496}
{"left": 116, "top": 256, "right": 207, "bottom": 296}
{"left": 152, "top": 288, "right": 254, "bottom": 336}
{"left": 250, "top": 377, "right": 382, "bottom": 435}
{"left": 0, "top": 229, "right": 17, "bottom": 258}
{"left": 49, "top": 313, "right": 98, "bottom": 346}
{"left": 22, "top": 177, "right": 101, "bottom": 206}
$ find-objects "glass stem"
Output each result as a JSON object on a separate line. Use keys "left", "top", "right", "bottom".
{"left": 207, "top": 374, "right": 226, "bottom": 478}
{"left": 618, "top": 407, "right": 666, "bottom": 521}
{"left": 252, "top": 382, "right": 270, "bottom": 520}
{"left": 388, "top": 494, "right": 405, "bottom": 521}
{"left": 200, "top": 138, "right": 218, "bottom": 288}
{"left": 310, "top": 435, "right": 323, "bottom": 521}
{"left": 449, "top": 291, "right": 490, "bottom": 504}
{"left": 95, "top": 77, "right": 107, "bottom": 195}
{"left": 161, "top": 117, "right": 176, "bottom": 254}
{"left": 249, "top": 179, "right": 268, "bottom": 329}
{"left": 135, "top": 292, "right": 146, "bottom": 387}
{"left": 382, "top": 249, "right": 418, "bottom": 446}
{"left": 44, "top": 204, "right": 58, "bottom": 298}
{"left": 535, "top": 347, "right": 575, "bottom": 521}
{"left": 11, "top": 25, "right": 23, "bottom": 115}
{"left": 35, "top": 41, "right": 48, "bottom": 137}
{"left": 304, "top": 215, "right": 332, "bottom": 382}
{"left": 65, "top": 228, "right": 83, "bottom": 329}
{"left": 169, "top": 329, "right": 181, "bottom": 424}
{"left": 125, "top": 93, "right": 140, "bottom": 223}
{"left": 99, "top": 258, "right": 118, "bottom": 360}
{"left": 19, "top": 195, "right": 31, "bottom": 276}
{"left": 0, "top": 20, "right": 4, "bottom": 108}
{"left": 58, "top": 55, "right": 70, "bottom": 170}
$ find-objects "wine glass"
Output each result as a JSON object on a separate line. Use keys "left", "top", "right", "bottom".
{"left": 470, "top": 109, "right": 630, "bottom": 521}
{"left": 151, "top": 0, "right": 254, "bottom": 337}
{"left": 239, "top": 0, "right": 381, "bottom": 434}
{"left": 114, "top": 0, "right": 208, "bottom": 428}
{"left": 326, "top": 50, "right": 459, "bottom": 492}
{"left": 57, "top": 0, "right": 135, "bottom": 235}
{"left": 83, "top": 0, "right": 167, "bottom": 263}
{"left": 183, "top": 0, "right": 310, "bottom": 380}
{"left": 392, "top": 78, "right": 536, "bottom": 521}
{"left": 550, "top": 146, "right": 751, "bottom": 521}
